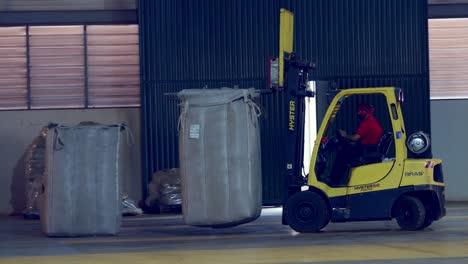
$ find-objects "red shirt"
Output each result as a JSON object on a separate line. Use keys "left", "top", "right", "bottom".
{"left": 356, "top": 115, "right": 383, "bottom": 145}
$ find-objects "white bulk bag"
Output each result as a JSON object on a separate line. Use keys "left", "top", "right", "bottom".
{"left": 39, "top": 123, "right": 123, "bottom": 236}
{"left": 178, "top": 88, "right": 262, "bottom": 227}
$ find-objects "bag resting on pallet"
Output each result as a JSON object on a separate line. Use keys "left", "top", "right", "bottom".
{"left": 39, "top": 123, "right": 123, "bottom": 236}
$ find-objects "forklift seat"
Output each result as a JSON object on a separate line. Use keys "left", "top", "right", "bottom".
{"left": 361, "top": 132, "right": 393, "bottom": 163}
{"left": 377, "top": 132, "right": 393, "bottom": 157}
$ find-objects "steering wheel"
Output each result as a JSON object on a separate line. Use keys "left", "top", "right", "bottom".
{"left": 335, "top": 129, "right": 347, "bottom": 142}
{"left": 315, "top": 131, "right": 344, "bottom": 184}
{"left": 335, "top": 129, "right": 356, "bottom": 148}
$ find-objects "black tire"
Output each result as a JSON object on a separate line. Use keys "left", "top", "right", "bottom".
{"left": 421, "top": 203, "right": 435, "bottom": 229}
{"left": 421, "top": 216, "right": 434, "bottom": 229}
{"left": 395, "top": 196, "right": 426, "bottom": 231}
{"left": 285, "top": 191, "right": 330, "bottom": 233}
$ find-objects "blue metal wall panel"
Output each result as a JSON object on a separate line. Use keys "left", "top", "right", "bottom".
{"left": 139, "top": 0, "right": 430, "bottom": 205}
{"left": 289, "top": 0, "right": 431, "bottom": 139}
{"left": 140, "top": 0, "right": 280, "bottom": 82}
{"left": 291, "top": 0, "right": 429, "bottom": 77}
{"left": 139, "top": 0, "right": 284, "bottom": 204}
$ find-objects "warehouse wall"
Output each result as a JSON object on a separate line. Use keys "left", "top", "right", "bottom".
{"left": 431, "top": 99, "right": 468, "bottom": 201}
{"left": 139, "top": 0, "right": 432, "bottom": 205}
{"left": 429, "top": 0, "right": 468, "bottom": 4}
{"left": 0, "top": 108, "right": 141, "bottom": 215}
{"left": 0, "top": 0, "right": 136, "bottom": 11}
{"left": 428, "top": 17, "right": 468, "bottom": 201}
{"left": 0, "top": 0, "right": 455, "bottom": 12}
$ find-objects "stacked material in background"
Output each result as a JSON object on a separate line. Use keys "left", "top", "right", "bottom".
{"left": 23, "top": 127, "right": 48, "bottom": 220}
{"left": 144, "top": 168, "right": 182, "bottom": 213}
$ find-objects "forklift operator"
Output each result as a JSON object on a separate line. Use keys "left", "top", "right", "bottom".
{"left": 330, "top": 102, "right": 384, "bottom": 185}
{"left": 339, "top": 102, "right": 383, "bottom": 146}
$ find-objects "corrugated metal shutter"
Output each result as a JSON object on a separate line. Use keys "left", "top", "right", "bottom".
{"left": 0, "top": 0, "right": 136, "bottom": 11}
{"left": 29, "top": 26, "right": 85, "bottom": 109}
{"left": 290, "top": 0, "right": 429, "bottom": 78}
{"left": 289, "top": 0, "right": 431, "bottom": 157}
{"left": 429, "top": 18, "right": 468, "bottom": 99}
{"left": 0, "top": 27, "right": 27, "bottom": 109}
{"left": 138, "top": 0, "right": 283, "bottom": 205}
{"left": 87, "top": 25, "right": 140, "bottom": 107}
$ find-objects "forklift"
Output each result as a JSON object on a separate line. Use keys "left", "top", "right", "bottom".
{"left": 271, "top": 9, "right": 446, "bottom": 233}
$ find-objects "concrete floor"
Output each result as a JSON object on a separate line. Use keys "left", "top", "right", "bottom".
{"left": 0, "top": 203, "right": 467, "bottom": 264}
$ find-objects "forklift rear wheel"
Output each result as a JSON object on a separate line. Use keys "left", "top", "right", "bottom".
{"left": 395, "top": 196, "right": 426, "bottom": 231}
{"left": 421, "top": 215, "right": 434, "bottom": 229}
{"left": 286, "top": 191, "right": 330, "bottom": 233}
{"left": 421, "top": 203, "right": 435, "bottom": 229}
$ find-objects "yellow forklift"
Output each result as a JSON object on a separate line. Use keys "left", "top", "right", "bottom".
{"left": 272, "top": 9, "right": 446, "bottom": 233}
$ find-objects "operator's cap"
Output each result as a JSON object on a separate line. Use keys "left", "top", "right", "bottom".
{"left": 358, "top": 102, "right": 375, "bottom": 114}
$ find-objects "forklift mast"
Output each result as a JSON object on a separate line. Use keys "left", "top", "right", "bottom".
{"left": 274, "top": 9, "right": 316, "bottom": 204}
{"left": 283, "top": 57, "right": 315, "bottom": 201}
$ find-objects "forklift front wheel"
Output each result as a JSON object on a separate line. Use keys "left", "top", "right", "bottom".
{"left": 285, "top": 191, "right": 330, "bottom": 233}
